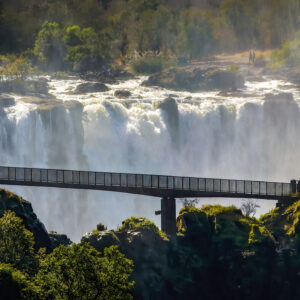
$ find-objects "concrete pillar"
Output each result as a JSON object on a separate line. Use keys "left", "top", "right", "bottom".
{"left": 161, "top": 197, "right": 176, "bottom": 236}
{"left": 291, "top": 180, "right": 296, "bottom": 194}
{"left": 297, "top": 181, "right": 300, "bottom": 193}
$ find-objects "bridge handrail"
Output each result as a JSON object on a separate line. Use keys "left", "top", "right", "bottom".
{"left": 0, "top": 166, "right": 292, "bottom": 197}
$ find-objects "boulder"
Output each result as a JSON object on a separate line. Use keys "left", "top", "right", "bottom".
{"left": 264, "top": 92, "right": 294, "bottom": 103}
{"left": 82, "top": 230, "right": 120, "bottom": 252}
{"left": 48, "top": 231, "right": 72, "bottom": 249}
{"left": 205, "top": 69, "right": 245, "bottom": 90}
{"left": 0, "top": 94, "right": 15, "bottom": 108}
{"left": 0, "top": 189, "right": 52, "bottom": 251}
{"left": 0, "top": 79, "right": 50, "bottom": 97}
{"left": 143, "top": 67, "right": 245, "bottom": 91}
{"left": 114, "top": 90, "right": 131, "bottom": 99}
{"left": 80, "top": 68, "right": 134, "bottom": 84}
{"left": 74, "top": 82, "right": 109, "bottom": 94}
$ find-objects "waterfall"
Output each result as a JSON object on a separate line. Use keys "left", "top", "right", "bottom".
{"left": 0, "top": 76, "right": 299, "bottom": 241}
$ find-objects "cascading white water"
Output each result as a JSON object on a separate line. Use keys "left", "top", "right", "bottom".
{"left": 0, "top": 75, "right": 299, "bottom": 241}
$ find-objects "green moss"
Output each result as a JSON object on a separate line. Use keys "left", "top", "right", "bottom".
{"left": 96, "top": 222, "right": 107, "bottom": 231}
{"left": 117, "top": 217, "right": 166, "bottom": 239}
{"left": 200, "top": 205, "right": 242, "bottom": 217}
{"left": 248, "top": 224, "right": 271, "bottom": 245}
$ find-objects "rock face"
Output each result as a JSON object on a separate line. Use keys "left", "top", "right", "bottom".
{"left": 82, "top": 217, "right": 168, "bottom": 299}
{"left": 74, "top": 82, "right": 109, "bottom": 94}
{"left": 48, "top": 231, "right": 72, "bottom": 249}
{"left": 0, "top": 189, "right": 52, "bottom": 251}
{"left": 157, "top": 98, "right": 179, "bottom": 146}
{"left": 0, "top": 94, "right": 15, "bottom": 108}
{"left": 80, "top": 68, "right": 134, "bottom": 83}
{"left": 205, "top": 69, "right": 245, "bottom": 90}
{"left": 114, "top": 90, "right": 131, "bottom": 98}
{"left": 83, "top": 207, "right": 278, "bottom": 299}
{"left": 264, "top": 92, "right": 294, "bottom": 103}
{"left": 0, "top": 79, "right": 50, "bottom": 98}
{"left": 143, "top": 67, "right": 244, "bottom": 91}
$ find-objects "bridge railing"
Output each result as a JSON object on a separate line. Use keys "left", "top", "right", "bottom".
{"left": 0, "top": 166, "right": 291, "bottom": 197}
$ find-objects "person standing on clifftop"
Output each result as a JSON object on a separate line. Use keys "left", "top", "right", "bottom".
{"left": 249, "top": 50, "right": 253, "bottom": 65}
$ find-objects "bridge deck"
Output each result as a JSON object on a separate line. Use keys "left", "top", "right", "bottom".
{"left": 0, "top": 166, "right": 295, "bottom": 201}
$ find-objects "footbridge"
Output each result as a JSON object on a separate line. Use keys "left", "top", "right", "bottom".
{"left": 0, "top": 166, "right": 299, "bottom": 235}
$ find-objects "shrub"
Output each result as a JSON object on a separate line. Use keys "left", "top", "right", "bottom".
{"left": 35, "top": 243, "right": 134, "bottom": 300}
{"left": 226, "top": 63, "right": 240, "bottom": 74}
{"left": 34, "top": 22, "right": 66, "bottom": 71}
{"left": 0, "top": 211, "right": 38, "bottom": 275}
{"left": 0, "top": 264, "right": 39, "bottom": 299}
{"left": 0, "top": 55, "right": 36, "bottom": 79}
{"left": 131, "top": 56, "right": 164, "bottom": 74}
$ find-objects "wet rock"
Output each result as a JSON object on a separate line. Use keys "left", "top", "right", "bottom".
{"left": 0, "top": 189, "right": 52, "bottom": 251}
{"left": 82, "top": 230, "right": 120, "bottom": 252}
{"left": 287, "top": 72, "right": 300, "bottom": 85}
{"left": 0, "top": 94, "right": 15, "bottom": 107}
{"left": 114, "top": 90, "right": 131, "bottom": 99}
{"left": 158, "top": 97, "right": 179, "bottom": 146}
{"left": 205, "top": 69, "right": 245, "bottom": 90}
{"left": 264, "top": 92, "right": 294, "bottom": 103}
{"left": 80, "top": 68, "right": 134, "bottom": 84}
{"left": 143, "top": 67, "right": 244, "bottom": 91}
{"left": 0, "top": 79, "right": 50, "bottom": 97}
{"left": 49, "top": 231, "right": 72, "bottom": 249}
{"left": 74, "top": 82, "right": 109, "bottom": 94}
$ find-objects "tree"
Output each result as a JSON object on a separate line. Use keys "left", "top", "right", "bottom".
{"left": 34, "top": 22, "right": 66, "bottom": 71}
{"left": 0, "top": 263, "right": 39, "bottom": 300}
{"left": 0, "top": 211, "right": 38, "bottom": 275}
{"left": 35, "top": 243, "right": 134, "bottom": 300}
{"left": 240, "top": 199, "right": 260, "bottom": 218}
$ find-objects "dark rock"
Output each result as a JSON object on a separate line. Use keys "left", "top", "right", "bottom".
{"left": 205, "top": 69, "right": 245, "bottom": 90}
{"left": 0, "top": 79, "right": 50, "bottom": 97}
{"left": 82, "top": 230, "right": 120, "bottom": 252}
{"left": 114, "top": 90, "right": 131, "bottom": 99}
{"left": 178, "top": 55, "right": 188, "bottom": 66}
{"left": 0, "top": 94, "right": 15, "bottom": 107}
{"left": 74, "top": 82, "right": 109, "bottom": 94}
{"left": 264, "top": 93, "right": 294, "bottom": 103}
{"left": 143, "top": 67, "right": 245, "bottom": 91}
{"left": 287, "top": 72, "right": 300, "bottom": 85}
{"left": 0, "top": 189, "right": 52, "bottom": 251}
{"left": 158, "top": 98, "right": 179, "bottom": 146}
{"left": 80, "top": 68, "right": 134, "bottom": 84}
{"left": 49, "top": 231, "right": 72, "bottom": 249}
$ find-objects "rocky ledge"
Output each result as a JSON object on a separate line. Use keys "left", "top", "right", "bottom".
{"left": 143, "top": 67, "right": 245, "bottom": 91}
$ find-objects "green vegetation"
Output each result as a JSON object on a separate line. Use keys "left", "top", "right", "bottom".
{"left": 35, "top": 243, "right": 134, "bottom": 300}
{"left": 0, "top": 264, "right": 39, "bottom": 299}
{"left": 0, "top": 0, "right": 299, "bottom": 74}
{"left": 0, "top": 206, "right": 134, "bottom": 300}
{"left": 0, "top": 211, "right": 38, "bottom": 275}
{"left": 5, "top": 185, "right": 300, "bottom": 298}
{"left": 271, "top": 30, "right": 300, "bottom": 69}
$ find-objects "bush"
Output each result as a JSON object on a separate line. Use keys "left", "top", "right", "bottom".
{"left": 130, "top": 55, "right": 176, "bottom": 74}
{"left": 35, "top": 243, "right": 134, "bottom": 300}
{"left": 34, "top": 22, "right": 66, "bottom": 71}
{"left": 0, "top": 55, "right": 36, "bottom": 79}
{"left": 226, "top": 63, "right": 240, "bottom": 74}
{"left": 0, "top": 264, "right": 39, "bottom": 299}
{"left": 0, "top": 211, "right": 38, "bottom": 275}
{"left": 271, "top": 30, "right": 300, "bottom": 68}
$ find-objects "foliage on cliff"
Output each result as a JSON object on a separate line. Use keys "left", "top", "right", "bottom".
{"left": 0, "top": 189, "right": 135, "bottom": 300}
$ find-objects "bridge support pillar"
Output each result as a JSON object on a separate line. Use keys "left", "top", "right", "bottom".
{"left": 161, "top": 197, "right": 176, "bottom": 236}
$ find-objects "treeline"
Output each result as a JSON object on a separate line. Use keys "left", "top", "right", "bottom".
{"left": 0, "top": 0, "right": 299, "bottom": 71}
